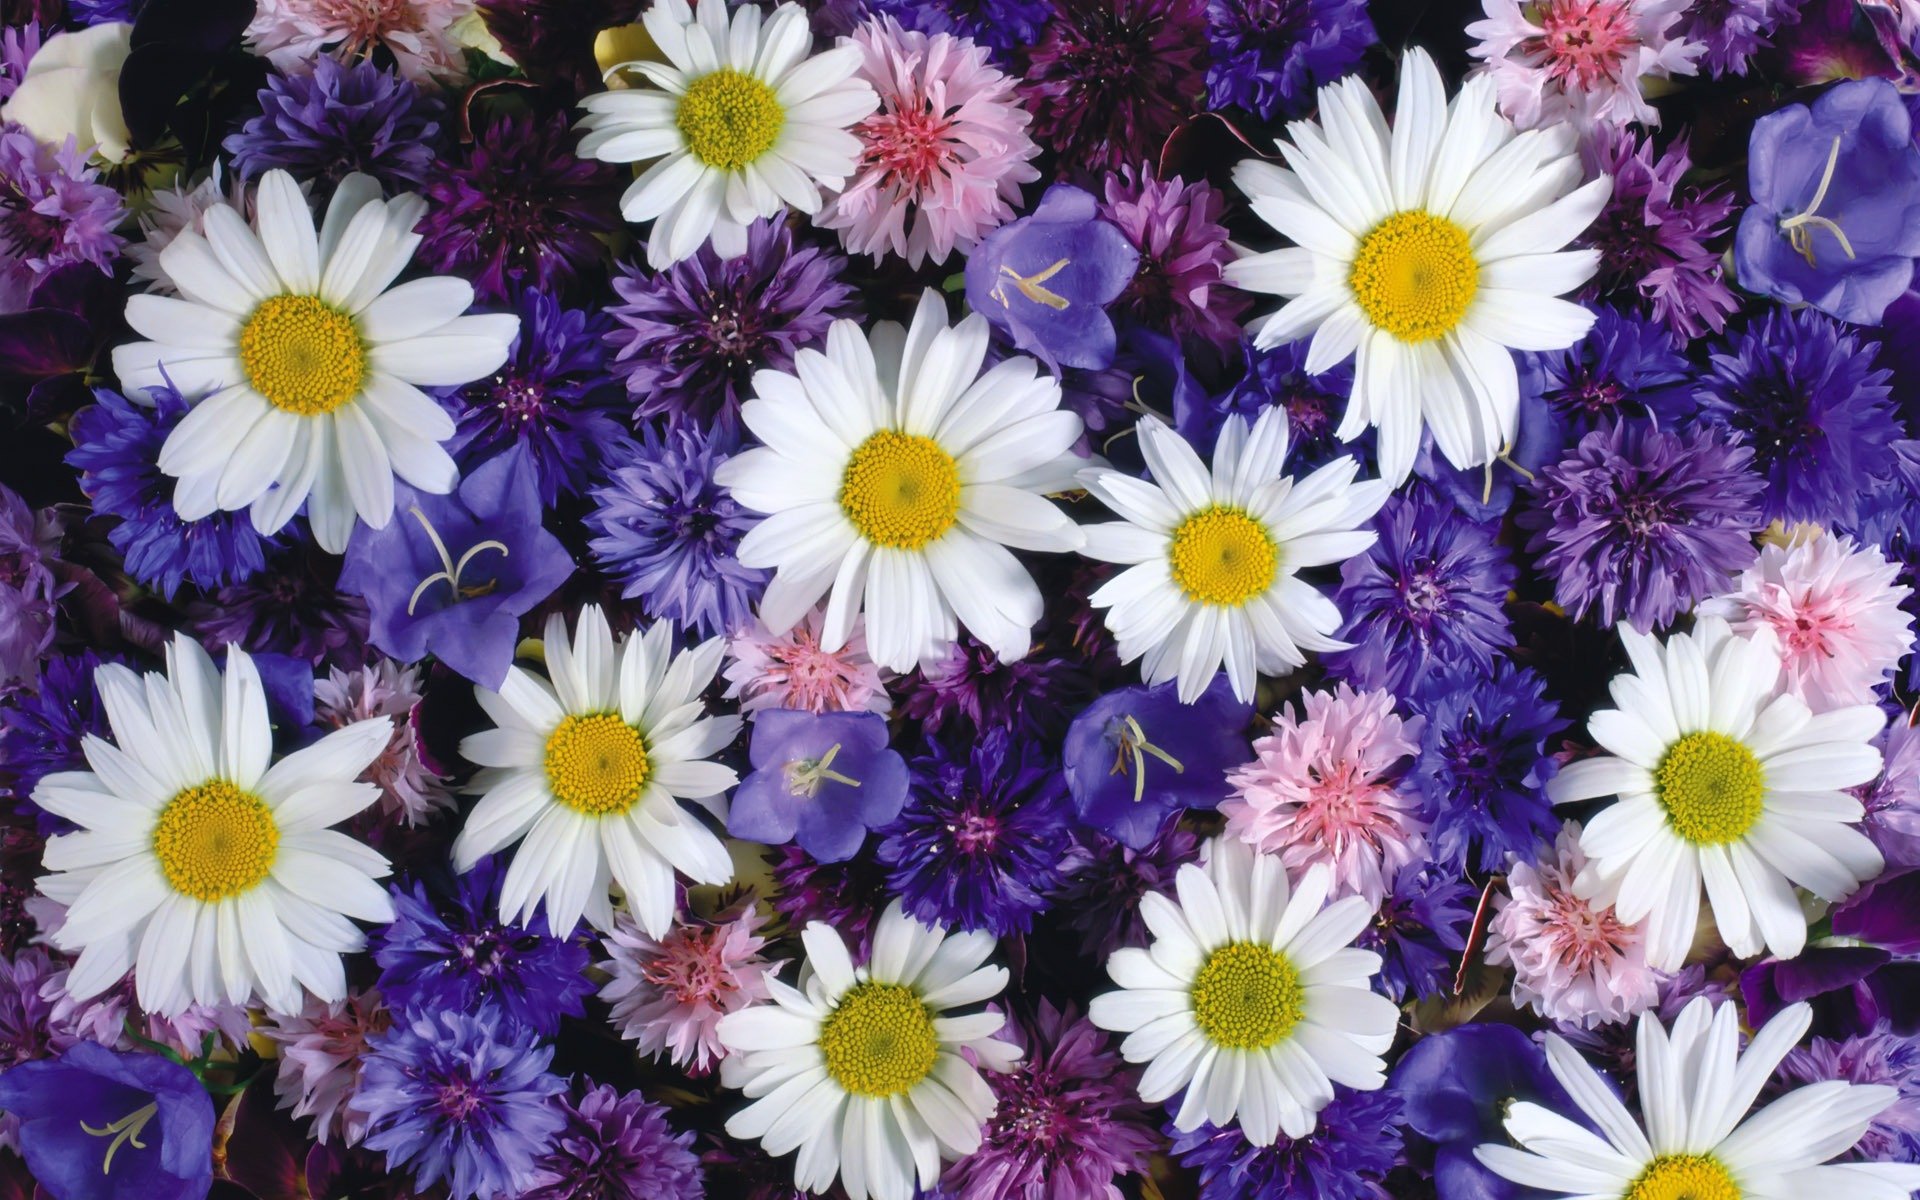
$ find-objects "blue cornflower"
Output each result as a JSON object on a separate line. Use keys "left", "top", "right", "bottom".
{"left": 1203, "top": 0, "right": 1376, "bottom": 120}
{"left": 1166, "top": 1086, "right": 1405, "bottom": 1200}
{"left": 224, "top": 57, "right": 442, "bottom": 194}
{"left": 1359, "top": 865, "right": 1476, "bottom": 1003}
{"left": 1522, "top": 306, "right": 1695, "bottom": 457}
{"left": 0, "top": 650, "right": 113, "bottom": 816}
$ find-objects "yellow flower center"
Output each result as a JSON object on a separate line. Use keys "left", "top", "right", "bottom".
{"left": 544, "top": 713, "right": 651, "bottom": 816}
{"left": 1190, "top": 941, "right": 1304, "bottom": 1050}
{"left": 239, "top": 294, "right": 368, "bottom": 416}
{"left": 818, "top": 981, "right": 939, "bottom": 1097}
{"left": 151, "top": 780, "right": 279, "bottom": 902}
{"left": 1168, "top": 506, "right": 1279, "bottom": 607}
{"left": 676, "top": 68, "right": 785, "bottom": 170}
{"left": 1348, "top": 211, "right": 1480, "bottom": 343}
{"left": 1626, "top": 1154, "right": 1742, "bottom": 1200}
{"left": 1655, "top": 731, "right": 1766, "bottom": 846}
{"left": 838, "top": 430, "right": 962, "bottom": 550}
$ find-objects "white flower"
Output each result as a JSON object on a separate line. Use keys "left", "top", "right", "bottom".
{"left": 109, "top": 169, "right": 519, "bottom": 554}
{"left": 1224, "top": 47, "right": 1610, "bottom": 484}
{"left": 578, "top": 0, "right": 878, "bottom": 267}
{"left": 1088, "top": 837, "right": 1398, "bottom": 1144}
{"left": 32, "top": 633, "right": 397, "bottom": 1016}
{"left": 1477, "top": 997, "right": 1920, "bottom": 1200}
{"left": 1550, "top": 617, "right": 1886, "bottom": 971}
{"left": 716, "top": 901, "right": 1020, "bottom": 1200}
{"left": 715, "top": 288, "right": 1086, "bottom": 673}
{"left": 1076, "top": 407, "right": 1388, "bottom": 703}
{"left": 454, "top": 605, "right": 741, "bottom": 938}
{"left": 1, "top": 22, "right": 133, "bottom": 160}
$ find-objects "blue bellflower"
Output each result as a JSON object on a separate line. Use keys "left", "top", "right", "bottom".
{"left": 728, "top": 710, "right": 908, "bottom": 864}
{"left": 1063, "top": 674, "right": 1251, "bottom": 850}
{"left": 0, "top": 1042, "right": 214, "bottom": 1200}
{"left": 964, "top": 184, "right": 1140, "bottom": 372}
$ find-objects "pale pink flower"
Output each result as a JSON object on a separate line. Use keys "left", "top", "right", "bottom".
{"left": 1698, "top": 532, "right": 1916, "bottom": 712}
{"left": 1485, "top": 822, "right": 1659, "bottom": 1028}
{"left": 314, "top": 660, "right": 455, "bottom": 827}
{"left": 1220, "top": 684, "right": 1427, "bottom": 908}
{"left": 1466, "top": 0, "right": 1702, "bottom": 132}
{"left": 127, "top": 163, "right": 259, "bottom": 294}
{"left": 723, "top": 606, "right": 892, "bottom": 717}
{"left": 598, "top": 907, "right": 774, "bottom": 1075}
{"left": 817, "top": 16, "right": 1040, "bottom": 268}
{"left": 245, "top": 0, "right": 471, "bottom": 85}
{"left": 261, "top": 988, "right": 391, "bottom": 1146}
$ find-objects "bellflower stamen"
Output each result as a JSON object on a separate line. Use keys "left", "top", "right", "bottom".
{"left": 405, "top": 506, "right": 510, "bottom": 616}
{"left": 785, "top": 743, "right": 864, "bottom": 800}
{"left": 1779, "top": 136, "right": 1856, "bottom": 266}
{"left": 1108, "top": 715, "right": 1184, "bottom": 805}
{"left": 992, "top": 259, "right": 1074, "bottom": 310}
{"left": 79, "top": 1102, "right": 158, "bottom": 1174}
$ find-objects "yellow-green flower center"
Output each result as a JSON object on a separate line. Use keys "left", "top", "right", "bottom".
{"left": 544, "top": 713, "right": 651, "bottom": 816}
{"left": 1348, "top": 211, "right": 1480, "bottom": 343}
{"left": 818, "top": 981, "right": 939, "bottom": 1097}
{"left": 151, "top": 780, "right": 279, "bottom": 902}
{"left": 1655, "top": 731, "right": 1766, "bottom": 846}
{"left": 1191, "top": 941, "right": 1304, "bottom": 1050}
{"left": 676, "top": 68, "right": 785, "bottom": 170}
{"left": 239, "top": 294, "right": 367, "bottom": 416}
{"left": 838, "top": 430, "right": 962, "bottom": 550}
{"left": 1168, "top": 506, "right": 1278, "bottom": 607}
{"left": 1626, "top": 1154, "right": 1742, "bottom": 1200}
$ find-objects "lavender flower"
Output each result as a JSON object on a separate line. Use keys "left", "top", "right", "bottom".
{"left": 1100, "top": 166, "right": 1249, "bottom": 357}
{"left": 1579, "top": 128, "right": 1737, "bottom": 340}
{"left": 1203, "top": 0, "right": 1376, "bottom": 119}
{"left": 1521, "top": 306, "right": 1694, "bottom": 457}
{"left": 224, "top": 58, "right": 442, "bottom": 193}
{"left": 1862, "top": 717, "right": 1920, "bottom": 870}
{"left": 1054, "top": 825, "right": 1201, "bottom": 958}
{"left": 1679, "top": 0, "right": 1805, "bottom": 75}
{"left": 963, "top": 183, "right": 1140, "bottom": 371}
{"left": 0, "top": 948, "right": 57, "bottom": 1071}
{"left": 1773, "top": 1026, "right": 1920, "bottom": 1162}
{"left": 523, "top": 1085, "right": 703, "bottom": 1200}
{"left": 894, "top": 633, "right": 1087, "bottom": 742}
{"left": 728, "top": 710, "right": 907, "bottom": 863}
{"left": 0, "top": 125, "right": 123, "bottom": 310}
{"left": 1167, "top": 1087, "right": 1404, "bottom": 1200}
{"left": 1359, "top": 866, "right": 1475, "bottom": 1003}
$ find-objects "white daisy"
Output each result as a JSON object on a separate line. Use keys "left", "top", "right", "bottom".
{"left": 1077, "top": 406, "right": 1389, "bottom": 703}
{"left": 109, "top": 168, "right": 519, "bottom": 554}
{"left": 578, "top": 0, "right": 878, "bottom": 267}
{"left": 1087, "top": 837, "right": 1398, "bottom": 1145}
{"left": 714, "top": 287, "right": 1086, "bottom": 673}
{"left": 33, "top": 633, "right": 397, "bottom": 1016}
{"left": 1477, "top": 997, "right": 1920, "bottom": 1200}
{"left": 1550, "top": 617, "right": 1886, "bottom": 971}
{"left": 454, "top": 604, "right": 741, "bottom": 938}
{"left": 1223, "top": 47, "right": 1611, "bottom": 484}
{"left": 716, "top": 900, "right": 1020, "bottom": 1200}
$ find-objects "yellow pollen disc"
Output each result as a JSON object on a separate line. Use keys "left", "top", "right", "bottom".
{"left": 1348, "top": 210, "right": 1480, "bottom": 343}
{"left": 818, "top": 981, "right": 939, "bottom": 1098}
{"left": 838, "top": 430, "right": 962, "bottom": 550}
{"left": 1655, "top": 731, "right": 1766, "bottom": 846}
{"left": 544, "top": 713, "right": 651, "bottom": 816}
{"left": 1168, "top": 506, "right": 1279, "bottom": 607}
{"left": 1190, "top": 941, "right": 1304, "bottom": 1050}
{"left": 1626, "top": 1154, "right": 1742, "bottom": 1200}
{"left": 151, "top": 780, "right": 279, "bottom": 902}
{"left": 676, "top": 68, "right": 785, "bottom": 170}
{"left": 239, "top": 294, "right": 368, "bottom": 416}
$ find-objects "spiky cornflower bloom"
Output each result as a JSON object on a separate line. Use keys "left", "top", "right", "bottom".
{"left": 1358, "top": 865, "right": 1474, "bottom": 1003}
{"left": 260, "top": 989, "right": 391, "bottom": 1147}
{"left": 1519, "top": 419, "right": 1765, "bottom": 631}
{"left": 1019, "top": 0, "right": 1208, "bottom": 183}
{"left": 1694, "top": 309, "right": 1903, "bottom": 528}
{"left": 894, "top": 633, "right": 1085, "bottom": 741}
{"left": 1055, "top": 825, "right": 1201, "bottom": 958}
{"left": 854, "top": 0, "right": 1053, "bottom": 59}
{"left": 352, "top": 1006, "right": 569, "bottom": 1200}
{"left": 722, "top": 607, "right": 892, "bottom": 717}
{"left": 1325, "top": 486, "right": 1516, "bottom": 695}
{"left": 245, "top": 0, "right": 471, "bottom": 86}
{"left": 596, "top": 906, "right": 773, "bottom": 1076}
{"left": 0, "top": 125, "right": 124, "bottom": 309}
{"left": 1774, "top": 1026, "right": 1920, "bottom": 1163}
{"left": 1579, "top": 128, "right": 1737, "bottom": 340}
{"left": 1861, "top": 717, "right": 1920, "bottom": 870}
{"left": 1213, "top": 341, "right": 1360, "bottom": 472}
{"left": 224, "top": 57, "right": 442, "bottom": 193}
{"left": 523, "top": 1085, "right": 704, "bottom": 1200}
{"left": 1467, "top": 0, "right": 1702, "bottom": 132}
{"left": 124, "top": 164, "right": 252, "bottom": 294}
{"left": 604, "top": 219, "right": 858, "bottom": 435}
{"left": 877, "top": 729, "right": 1078, "bottom": 937}
{"left": 1099, "top": 166, "right": 1249, "bottom": 357}
{"left": 1167, "top": 1087, "right": 1405, "bottom": 1200}
{"left": 1202, "top": 0, "right": 1376, "bottom": 119}
{"left": 0, "top": 651, "right": 112, "bottom": 814}
{"left": 1678, "top": 0, "right": 1804, "bottom": 75}
{"left": 190, "top": 545, "right": 369, "bottom": 669}
{"left": 1522, "top": 306, "right": 1694, "bottom": 457}
{"left": 941, "top": 1001, "right": 1160, "bottom": 1200}
{"left": 0, "top": 947, "right": 58, "bottom": 1071}
{"left": 0, "top": 24, "right": 41, "bottom": 102}
{"left": 313, "top": 661, "right": 454, "bottom": 828}
{"left": 585, "top": 424, "right": 765, "bottom": 639}
{"left": 370, "top": 858, "right": 594, "bottom": 1039}
{"left": 1405, "top": 660, "right": 1566, "bottom": 875}
{"left": 767, "top": 845, "right": 894, "bottom": 956}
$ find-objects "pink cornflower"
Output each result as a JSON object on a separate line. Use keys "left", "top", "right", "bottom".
{"left": 598, "top": 907, "right": 774, "bottom": 1075}
{"left": 1467, "top": 0, "right": 1702, "bottom": 132}
{"left": 261, "top": 989, "right": 391, "bottom": 1146}
{"left": 1220, "top": 684, "right": 1427, "bottom": 908}
{"left": 128, "top": 163, "right": 260, "bottom": 294}
{"left": 245, "top": 0, "right": 472, "bottom": 85}
{"left": 818, "top": 16, "right": 1040, "bottom": 268}
{"left": 1485, "top": 822, "right": 1659, "bottom": 1028}
{"left": 314, "top": 660, "right": 455, "bottom": 827}
{"left": 723, "top": 606, "right": 892, "bottom": 717}
{"left": 1699, "top": 531, "right": 1916, "bottom": 712}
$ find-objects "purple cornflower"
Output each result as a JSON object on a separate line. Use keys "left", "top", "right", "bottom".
{"left": 1167, "top": 1087, "right": 1405, "bottom": 1200}
{"left": 604, "top": 218, "right": 858, "bottom": 435}
{"left": 1325, "top": 486, "right": 1515, "bottom": 695}
{"left": 353, "top": 1006, "right": 568, "bottom": 1200}
{"left": 0, "top": 125, "right": 123, "bottom": 310}
{"left": 894, "top": 633, "right": 1087, "bottom": 742}
{"left": 1521, "top": 306, "right": 1694, "bottom": 458}
{"left": 1054, "top": 825, "right": 1201, "bottom": 958}
{"left": 1359, "top": 866, "right": 1475, "bottom": 1004}
{"left": 768, "top": 846, "right": 894, "bottom": 958}
{"left": 0, "top": 948, "right": 57, "bottom": 1070}
{"left": 1520, "top": 419, "right": 1765, "bottom": 632}
{"left": 852, "top": 0, "right": 1053, "bottom": 60}
{"left": 523, "top": 1085, "right": 703, "bottom": 1200}
{"left": 224, "top": 58, "right": 442, "bottom": 194}
{"left": 0, "top": 1042, "right": 214, "bottom": 1200}
{"left": 586, "top": 424, "right": 765, "bottom": 640}
{"left": 0, "top": 482, "right": 57, "bottom": 688}
{"left": 729, "top": 710, "right": 907, "bottom": 863}
{"left": 0, "top": 650, "right": 111, "bottom": 816}
{"left": 1063, "top": 675, "right": 1251, "bottom": 851}
{"left": 1694, "top": 308, "right": 1902, "bottom": 528}
{"left": 1861, "top": 717, "right": 1920, "bottom": 870}
{"left": 1211, "top": 340, "right": 1361, "bottom": 472}
{"left": 878, "top": 729, "right": 1078, "bottom": 937}
{"left": 0, "top": 24, "right": 42, "bottom": 103}
{"left": 963, "top": 183, "right": 1141, "bottom": 372}
{"left": 191, "top": 545, "right": 369, "bottom": 670}
{"left": 1100, "top": 166, "right": 1249, "bottom": 358}
{"left": 1202, "top": 0, "right": 1376, "bottom": 119}
{"left": 1679, "top": 0, "right": 1805, "bottom": 75}
{"left": 1579, "top": 128, "right": 1737, "bottom": 340}
{"left": 1774, "top": 1026, "right": 1920, "bottom": 1162}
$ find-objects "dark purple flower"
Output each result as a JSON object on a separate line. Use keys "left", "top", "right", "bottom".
{"left": 1520, "top": 419, "right": 1766, "bottom": 631}
{"left": 338, "top": 448, "right": 575, "bottom": 691}
{"left": 0, "top": 650, "right": 111, "bottom": 817}
{"left": 1579, "top": 129, "right": 1737, "bottom": 340}
{"left": 0, "top": 24, "right": 41, "bottom": 101}
{"left": 1203, "top": 0, "right": 1375, "bottom": 119}
{"left": 1679, "top": 0, "right": 1805, "bottom": 75}
{"left": 1054, "top": 824, "right": 1201, "bottom": 958}
{"left": 768, "top": 846, "right": 893, "bottom": 958}
{"left": 1168, "top": 1086, "right": 1404, "bottom": 1200}
{"left": 0, "top": 948, "right": 57, "bottom": 1070}
{"left": 1862, "top": 716, "right": 1920, "bottom": 869}
{"left": 524, "top": 1084, "right": 702, "bottom": 1200}
{"left": 0, "top": 483, "right": 56, "bottom": 687}
{"left": 0, "top": 124, "right": 124, "bottom": 311}
{"left": 851, "top": 0, "right": 1052, "bottom": 59}
{"left": 1211, "top": 340, "right": 1361, "bottom": 472}
{"left": 1742, "top": 873, "right": 1920, "bottom": 1038}
{"left": 1390, "top": 1023, "right": 1574, "bottom": 1200}
{"left": 728, "top": 710, "right": 907, "bottom": 863}
{"left": 1359, "top": 866, "right": 1474, "bottom": 1004}
{"left": 1779, "top": 0, "right": 1916, "bottom": 87}
{"left": 190, "top": 544, "right": 369, "bottom": 671}
{"left": 477, "top": 0, "right": 631, "bottom": 94}
{"left": 1774, "top": 1025, "right": 1920, "bottom": 1162}
{"left": 964, "top": 183, "right": 1141, "bottom": 372}
{"left": 894, "top": 633, "right": 1087, "bottom": 742}
{"left": 1519, "top": 306, "right": 1694, "bottom": 459}
{"left": 1063, "top": 674, "right": 1250, "bottom": 850}
{"left": 224, "top": 57, "right": 442, "bottom": 194}
{"left": 604, "top": 218, "right": 858, "bottom": 435}
{"left": 1100, "top": 166, "right": 1249, "bottom": 357}
{"left": 0, "top": 1042, "right": 213, "bottom": 1200}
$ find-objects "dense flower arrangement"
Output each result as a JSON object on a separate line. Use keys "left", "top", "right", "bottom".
{"left": 4, "top": 0, "right": 1920, "bottom": 1198}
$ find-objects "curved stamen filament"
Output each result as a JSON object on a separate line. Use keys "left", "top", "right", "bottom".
{"left": 80, "top": 1102, "right": 158, "bottom": 1174}
{"left": 1779, "top": 136, "right": 1857, "bottom": 267}
{"left": 991, "top": 259, "right": 1073, "bottom": 310}
{"left": 406, "top": 506, "right": 511, "bottom": 616}
{"left": 786, "top": 742, "right": 863, "bottom": 799}
{"left": 1109, "top": 715, "right": 1185, "bottom": 804}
